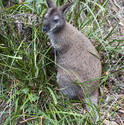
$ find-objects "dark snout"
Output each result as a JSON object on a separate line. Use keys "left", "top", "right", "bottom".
{"left": 42, "top": 24, "right": 50, "bottom": 33}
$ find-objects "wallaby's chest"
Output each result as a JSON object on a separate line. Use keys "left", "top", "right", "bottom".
{"left": 48, "top": 33, "right": 56, "bottom": 48}
{"left": 48, "top": 33, "right": 66, "bottom": 50}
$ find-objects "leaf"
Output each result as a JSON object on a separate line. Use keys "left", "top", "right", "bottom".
{"left": 39, "top": 116, "right": 43, "bottom": 125}
{"left": 47, "top": 87, "right": 57, "bottom": 105}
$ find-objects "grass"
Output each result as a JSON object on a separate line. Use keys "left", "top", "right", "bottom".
{"left": 0, "top": 0, "right": 123, "bottom": 125}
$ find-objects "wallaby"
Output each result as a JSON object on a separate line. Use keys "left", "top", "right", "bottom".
{"left": 42, "top": 0, "right": 102, "bottom": 121}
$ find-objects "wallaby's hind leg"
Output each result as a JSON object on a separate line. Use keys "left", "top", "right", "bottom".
{"left": 84, "top": 90, "right": 99, "bottom": 123}
{"left": 59, "top": 82, "right": 81, "bottom": 100}
{"left": 57, "top": 74, "right": 81, "bottom": 99}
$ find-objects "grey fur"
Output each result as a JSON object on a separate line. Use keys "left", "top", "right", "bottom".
{"left": 42, "top": 1, "right": 102, "bottom": 121}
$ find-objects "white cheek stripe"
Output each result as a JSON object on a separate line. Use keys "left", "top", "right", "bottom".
{"left": 49, "top": 25, "right": 57, "bottom": 32}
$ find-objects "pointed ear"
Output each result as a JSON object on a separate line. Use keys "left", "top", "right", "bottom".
{"left": 46, "top": 0, "right": 55, "bottom": 8}
{"left": 59, "top": 1, "right": 73, "bottom": 14}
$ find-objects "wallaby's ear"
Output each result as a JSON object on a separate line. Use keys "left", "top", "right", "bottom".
{"left": 46, "top": 0, "right": 55, "bottom": 8}
{"left": 60, "top": 1, "right": 73, "bottom": 14}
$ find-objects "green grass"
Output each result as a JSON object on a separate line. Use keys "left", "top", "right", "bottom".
{"left": 0, "top": 0, "right": 123, "bottom": 125}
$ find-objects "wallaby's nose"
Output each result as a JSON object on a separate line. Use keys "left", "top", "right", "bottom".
{"left": 42, "top": 24, "right": 50, "bottom": 33}
{"left": 42, "top": 26, "right": 47, "bottom": 33}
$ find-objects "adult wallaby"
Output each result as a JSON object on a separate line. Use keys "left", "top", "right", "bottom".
{"left": 42, "top": 0, "right": 102, "bottom": 120}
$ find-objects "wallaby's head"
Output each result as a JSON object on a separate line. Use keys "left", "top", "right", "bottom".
{"left": 42, "top": 0, "right": 72, "bottom": 33}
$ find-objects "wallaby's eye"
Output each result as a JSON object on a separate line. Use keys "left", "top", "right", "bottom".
{"left": 53, "top": 18, "right": 59, "bottom": 23}
{"left": 53, "top": 15, "right": 60, "bottom": 23}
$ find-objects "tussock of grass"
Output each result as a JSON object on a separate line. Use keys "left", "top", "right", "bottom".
{"left": 0, "top": 0, "right": 123, "bottom": 125}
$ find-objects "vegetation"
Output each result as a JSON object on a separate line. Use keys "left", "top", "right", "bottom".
{"left": 0, "top": 0, "right": 123, "bottom": 125}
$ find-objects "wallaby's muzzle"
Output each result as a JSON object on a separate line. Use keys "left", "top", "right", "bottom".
{"left": 42, "top": 24, "right": 50, "bottom": 33}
